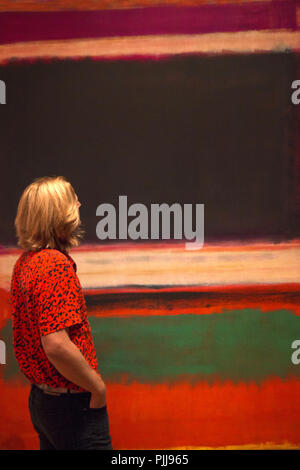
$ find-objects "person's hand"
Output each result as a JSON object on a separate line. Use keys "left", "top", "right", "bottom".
{"left": 89, "top": 385, "right": 106, "bottom": 409}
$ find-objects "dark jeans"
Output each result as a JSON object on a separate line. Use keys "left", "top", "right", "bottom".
{"left": 29, "top": 384, "right": 113, "bottom": 450}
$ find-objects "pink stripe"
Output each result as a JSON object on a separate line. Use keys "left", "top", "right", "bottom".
{"left": 0, "top": 1, "right": 298, "bottom": 45}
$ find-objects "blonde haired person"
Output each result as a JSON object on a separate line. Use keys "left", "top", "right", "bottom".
{"left": 11, "top": 176, "right": 113, "bottom": 450}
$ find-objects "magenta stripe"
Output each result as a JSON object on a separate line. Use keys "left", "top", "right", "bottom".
{"left": 0, "top": 1, "right": 298, "bottom": 45}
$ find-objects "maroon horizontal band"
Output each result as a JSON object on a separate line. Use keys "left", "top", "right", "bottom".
{"left": 0, "top": 1, "right": 298, "bottom": 45}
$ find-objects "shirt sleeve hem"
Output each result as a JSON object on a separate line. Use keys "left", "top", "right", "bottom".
{"left": 39, "top": 316, "right": 83, "bottom": 336}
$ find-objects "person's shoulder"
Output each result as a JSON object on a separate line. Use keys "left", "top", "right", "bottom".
{"left": 11, "top": 249, "right": 68, "bottom": 284}
{"left": 30, "top": 249, "right": 73, "bottom": 273}
{"left": 11, "top": 250, "right": 28, "bottom": 276}
{"left": 13, "top": 250, "right": 27, "bottom": 267}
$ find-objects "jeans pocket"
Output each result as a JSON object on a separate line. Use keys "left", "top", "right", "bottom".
{"left": 72, "top": 404, "right": 112, "bottom": 449}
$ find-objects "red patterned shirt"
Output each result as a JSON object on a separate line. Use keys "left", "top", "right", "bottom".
{"left": 10, "top": 248, "right": 99, "bottom": 391}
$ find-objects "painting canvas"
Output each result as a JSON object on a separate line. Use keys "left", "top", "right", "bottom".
{"left": 0, "top": 0, "right": 300, "bottom": 450}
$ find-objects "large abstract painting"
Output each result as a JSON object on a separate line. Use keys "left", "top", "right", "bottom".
{"left": 0, "top": 0, "right": 300, "bottom": 450}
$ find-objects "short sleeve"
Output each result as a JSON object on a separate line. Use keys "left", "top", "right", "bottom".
{"left": 36, "top": 259, "right": 83, "bottom": 336}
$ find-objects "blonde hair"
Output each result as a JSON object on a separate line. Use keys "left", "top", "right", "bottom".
{"left": 15, "top": 176, "right": 83, "bottom": 252}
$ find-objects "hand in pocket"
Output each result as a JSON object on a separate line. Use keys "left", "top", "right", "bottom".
{"left": 89, "top": 391, "right": 106, "bottom": 409}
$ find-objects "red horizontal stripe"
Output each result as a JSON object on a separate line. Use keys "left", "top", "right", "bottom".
{"left": 0, "top": 377, "right": 299, "bottom": 449}
{"left": 0, "top": 0, "right": 283, "bottom": 13}
{"left": 107, "top": 377, "right": 300, "bottom": 449}
{"left": 86, "top": 283, "right": 300, "bottom": 317}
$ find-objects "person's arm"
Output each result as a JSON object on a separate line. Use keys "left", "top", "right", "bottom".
{"left": 41, "top": 328, "right": 106, "bottom": 408}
